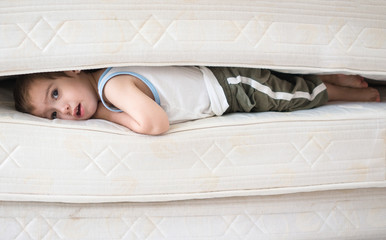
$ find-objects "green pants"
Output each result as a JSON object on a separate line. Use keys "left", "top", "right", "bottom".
{"left": 208, "top": 67, "right": 328, "bottom": 113}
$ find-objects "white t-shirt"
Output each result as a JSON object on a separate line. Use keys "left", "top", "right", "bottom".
{"left": 98, "top": 66, "right": 229, "bottom": 124}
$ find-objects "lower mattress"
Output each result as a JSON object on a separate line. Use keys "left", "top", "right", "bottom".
{"left": 1, "top": 83, "right": 385, "bottom": 239}
{"left": 1, "top": 188, "right": 386, "bottom": 239}
{"left": 0, "top": 85, "right": 385, "bottom": 203}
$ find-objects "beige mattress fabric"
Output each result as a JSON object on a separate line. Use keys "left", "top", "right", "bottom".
{"left": 1, "top": 188, "right": 386, "bottom": 239}
{"left": 0, "top": 87, "right": 385, "bottom": 203}
{"left": 1, "top": 0, "right": 386, "bottom": 79}
{"left": 1, "top": 1, "right": 386, "bottom": 239}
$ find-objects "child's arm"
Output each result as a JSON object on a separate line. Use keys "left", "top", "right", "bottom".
{"left": 93, "top": 75, "right": 169, "bottom": 135}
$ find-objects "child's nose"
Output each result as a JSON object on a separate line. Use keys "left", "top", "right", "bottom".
{"left": 60, "top": 104, "right": 71, "bottom": 115}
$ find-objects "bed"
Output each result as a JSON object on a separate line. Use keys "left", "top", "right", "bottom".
{"left": 0, "top": 0, "right": 386, "bottom": 239}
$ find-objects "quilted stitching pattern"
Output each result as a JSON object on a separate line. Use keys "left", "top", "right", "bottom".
{"left": 6, "top": 5, "right": 385, "bottom": 50}
{"left": 0, "top": 87, "right": 385, "bottom": 202}
{"left": 1, "top": 1, "right": 385, "bottom": 238}
{"left": 1, "top": 188, "right": 386, "bottom": 239}
{"left": 0, "top": 142, "right": 20, "bottom": 168}
{"left": 18, "top": 17, "right": 59, "bottom": 51}
{"left": 1, "top": 0, "right": 386, "bottom": 76}
{"left": 0, "top": 102, "right": 385, "bottom": 201}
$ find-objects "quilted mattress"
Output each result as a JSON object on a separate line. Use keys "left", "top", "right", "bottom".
{"left": 1, "top": 0, "right": 386, "bottom": 79}
{"left": 1, "top": 0, "right": 386, "bottom": 239}
{"left": 0, "top": 86, "right": 386, "bottom": 203}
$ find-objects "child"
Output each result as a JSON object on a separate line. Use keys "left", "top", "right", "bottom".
{"left": 13, "top": 66, "right": 380, "bottom": 135}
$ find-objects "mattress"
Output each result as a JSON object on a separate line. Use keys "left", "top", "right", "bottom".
{"left": 1, "top": 188, "right": 386, "bottom": 239}
{"left": 1, "top": 82, "right": 386, "bottom": 239}
{"left": 1, "top": 0, "right": 386, "bottom": 239}
{"left": 0, "top": 86, "right": 386, "bottom": 203}
{"left": 1, "top": 0, "right": 386, "bottom": 79}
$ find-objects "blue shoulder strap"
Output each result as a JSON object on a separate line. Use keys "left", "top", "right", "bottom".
{"left": 98, "top": 67, "right": 161, "bottom": 112}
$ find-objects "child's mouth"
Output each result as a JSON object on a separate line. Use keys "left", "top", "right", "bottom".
{"left": 74, "top": 104, "right": 82, "bottom": 117}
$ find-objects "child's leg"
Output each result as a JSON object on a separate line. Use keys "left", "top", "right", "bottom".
{"left": 209, "top": 67, "right": 329, "bottom": 112}
{"left": 322, "top": 75, "right": 380, "bottom": 102}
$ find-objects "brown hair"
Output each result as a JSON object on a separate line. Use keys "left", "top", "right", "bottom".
{"left": 13, "top": 72, "right": 70, "bottom": 113}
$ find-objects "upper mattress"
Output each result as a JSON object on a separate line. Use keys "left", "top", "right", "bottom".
{"left": 1, "top": 0, "right": 386, "bottom": 79}
{"left": 0, "top": 86, "right": 385, "bottom": 203}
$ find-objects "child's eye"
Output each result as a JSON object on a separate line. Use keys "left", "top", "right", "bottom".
{"left": 52, "top": 89, "right": 59, "bottom": 99}
{"left": 51, "top": 111, "right": 57, "bottom": 119}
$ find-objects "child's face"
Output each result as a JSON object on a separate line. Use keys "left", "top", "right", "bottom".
{"left": 28, "top": 71, "right": 99, "bottom": 120}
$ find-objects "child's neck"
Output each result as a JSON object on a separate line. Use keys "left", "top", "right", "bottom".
{"left": 88, "top": 68, "right": 107, "bottom": 95}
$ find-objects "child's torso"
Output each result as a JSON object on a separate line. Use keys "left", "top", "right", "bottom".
{"left": 98, "top": 66, "right": 229, "bottom": 123}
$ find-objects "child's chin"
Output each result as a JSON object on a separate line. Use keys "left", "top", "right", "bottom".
{"left": 81, "top": 113, "right": 93, "bottom": 120}
{"left": 78, "top": 116, "right": 88, "bottom": 120}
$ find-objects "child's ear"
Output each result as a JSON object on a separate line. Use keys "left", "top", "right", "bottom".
{"left": 64, "top": 70, "right": 81, "bottom": 76}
